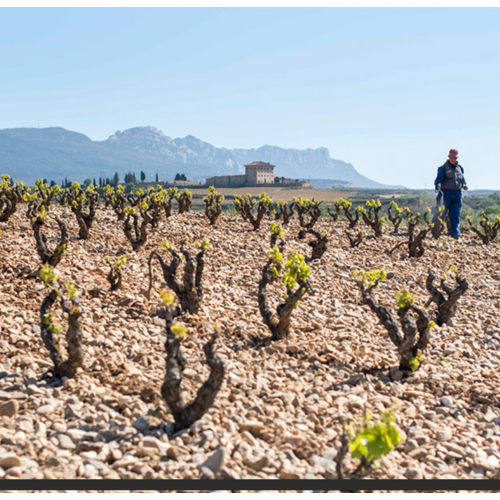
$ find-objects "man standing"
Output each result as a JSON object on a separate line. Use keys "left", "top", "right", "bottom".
{"left": 434, "top": 149, "right": 468, "bottom": 239}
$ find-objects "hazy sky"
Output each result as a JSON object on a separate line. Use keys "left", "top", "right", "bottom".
{"left": 1, "top": 8, "right": 499, "bottom": 188}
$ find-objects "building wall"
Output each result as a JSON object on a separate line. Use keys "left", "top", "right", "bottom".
{"left": 205, "top": 175, "right": 246, "bottom": 188}
{"left": 246, "top": 167, "right": 256, "bottom": 185}
{"left": 245, "top": 165, "right": 274, "bottom": 185}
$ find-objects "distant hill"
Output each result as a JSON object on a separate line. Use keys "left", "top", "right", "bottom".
{"left": 0, "top": 126, "right": 404, "bottom": 189}
{"left": 228, "top": 146, "right": 404, "bottom": 189}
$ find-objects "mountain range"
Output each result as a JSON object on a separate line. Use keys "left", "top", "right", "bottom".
{"left": 0, "top": 126, "right": 403, "bottom": 188}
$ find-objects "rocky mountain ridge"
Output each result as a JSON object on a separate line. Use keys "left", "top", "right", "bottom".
{"left": 0, "top": 126, "right": 402, "bottom": 188}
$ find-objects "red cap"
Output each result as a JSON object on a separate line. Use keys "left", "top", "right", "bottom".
{"left": 448, "top": 149, "right": 459, "bottom": 158}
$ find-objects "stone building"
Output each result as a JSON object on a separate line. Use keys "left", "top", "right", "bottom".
{"left": 244, "top": 161, "right": 275, "bottom": 184}
{"left": 205, "top": 161, "right": 310, "bottom": 188}
{"left": 206, "top": 161, "right": 275, "bottom": 188}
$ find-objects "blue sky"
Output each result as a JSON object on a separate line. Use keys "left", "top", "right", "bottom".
{"left": 1, "top": 8, "right": 499, "bottom": 188}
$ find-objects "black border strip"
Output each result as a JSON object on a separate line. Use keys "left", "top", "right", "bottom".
{"left": 0, "top": 480, "right": 499, "bottom": 491}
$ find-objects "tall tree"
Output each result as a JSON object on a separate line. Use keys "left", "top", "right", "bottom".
{"left": 124, "top": 172, "right": 137, "bottom": 184}
{"left": 140, "top": 171, "right": 146, "bottom": 182}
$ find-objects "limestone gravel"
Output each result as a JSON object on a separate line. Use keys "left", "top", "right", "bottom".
{"left": 1, "top": 207, "right": 500, "bottom": 487}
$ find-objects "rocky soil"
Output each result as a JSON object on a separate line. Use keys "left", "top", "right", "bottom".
{"left": 1, "top": 207, "right": 500, "bottom": 488}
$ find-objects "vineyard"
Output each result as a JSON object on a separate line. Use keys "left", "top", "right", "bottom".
{"left": 1, "top": 177, "right": 500, "bottom": 484}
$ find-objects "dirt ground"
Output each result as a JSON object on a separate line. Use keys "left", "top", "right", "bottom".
{"left": 190, "top": 187, "right": 346, "bottom": 204}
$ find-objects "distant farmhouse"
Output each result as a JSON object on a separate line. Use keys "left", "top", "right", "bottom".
{"left": 205, "top": 161, "right": 310, "bottom": 188}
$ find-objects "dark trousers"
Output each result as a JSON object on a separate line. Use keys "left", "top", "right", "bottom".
{"left": 440, "top": 189, "right": 463, "bottom": 238}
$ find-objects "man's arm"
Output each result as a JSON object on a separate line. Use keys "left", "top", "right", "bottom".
{"left": 434, "top": 166, "right": 445, "bottom": 190}
{"left": 461, "top": 166, "right": 468, "bottom": 189}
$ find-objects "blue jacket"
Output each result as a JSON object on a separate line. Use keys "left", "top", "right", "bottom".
{"left": 434, "top": 161, "right": 467, "bottom": 190}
